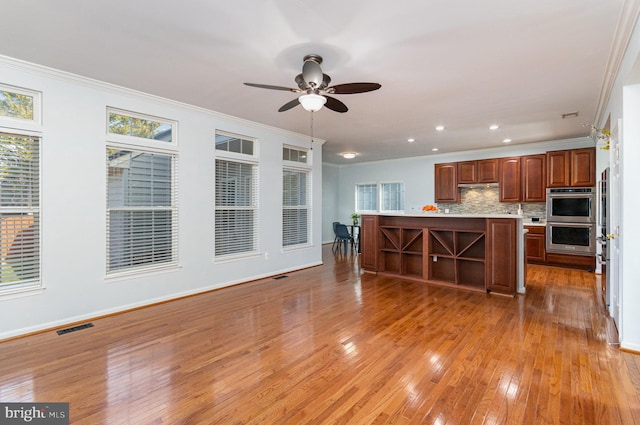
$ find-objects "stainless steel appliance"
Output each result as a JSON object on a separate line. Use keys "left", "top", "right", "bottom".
{"left": 546, "top": 187, "right": 596, "bottom": 255}
{"left": 546, "top": 187, "right": 595, "bottom": 223}
{"left": 546, "top": 222, "right": 597, "bottom": 254}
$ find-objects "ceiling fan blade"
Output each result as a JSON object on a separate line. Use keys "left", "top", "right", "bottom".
{"left": 244, "top": 82, "right": 298, "bottom": 92}
{"left": 324, "top": 96, "right": 348, "bottom": 113}
{"left": 328, "top": 82, "right": 382, "bottom": 94}
{"left": 278, "top": 98, "right": 300, "bottom": 112}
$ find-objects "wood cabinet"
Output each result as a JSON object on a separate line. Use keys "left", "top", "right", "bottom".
{"left": 498, "top": 157, "right": 521, "bottom": 202}
{"left": 521, "top": 154, "right": 546, "bottom": 202}
{"left": 524, "top": 225, "right": 545, "bottom": 263}
{"left": 360, "top": 215, "right": 379, "bottom": 270}
{"left": 486, "top": 218, "right": 517, "bottom": 294}
{"left": 360, "top": 215, "right": 519, "bottom": 295}
{"left": 477, "top": 159, "right": 499, "bottom": 183}
{"left": 547, "top": 148, "right": 595, "bottom": 187}
{"left": 435, "top": 163, "right": 459, "bottom": 203}
{"left": 458, "top": 159, "right": 499, "bottom": 184}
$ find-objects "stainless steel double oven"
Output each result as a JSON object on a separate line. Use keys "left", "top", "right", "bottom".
{"left": 546, "top": 187, "right": 596, "bottom": 255}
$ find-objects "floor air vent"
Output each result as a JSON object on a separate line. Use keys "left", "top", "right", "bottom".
{"left": 273, "top": 275, "right": 288, "bottom": 280}
{"left": 56, "top": 323, "right": 94, "bottom": 335}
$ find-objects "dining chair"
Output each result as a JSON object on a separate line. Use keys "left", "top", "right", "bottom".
{"left": 334, "top": 223, "right": 355, "bottom": 255}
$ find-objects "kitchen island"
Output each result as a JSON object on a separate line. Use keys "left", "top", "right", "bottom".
{"left": 360, "top": 213, "right": 525, "bottom": 295}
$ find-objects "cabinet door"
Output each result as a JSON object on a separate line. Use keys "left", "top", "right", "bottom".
{"left": 570, "top": 148, "right": 596, "bottom": 187}
{"left": 477, "top": 159, "right": 499, "bottom": 183}
{"left": 547, "top": 150, "right": 570, "bottom": 187}
{"left": 499, "top": 157, "right": 521, "bottom": 202}
{"left": 457, "top": 161, "right": 477, "bottom": 184}
{"left": 360, "top": 215, "right": 379, "bottom": 271}
{"left": 486, "top": 218, "right": 517, "bottom": 294}
{"left": 435, "top": 163, "right": 459, "bottom": 203}
{"left": 524, "top": 226, "right": 545, "bottom": 263}
{"left": 522, "top": 154, "right": 546, "bottom": 202}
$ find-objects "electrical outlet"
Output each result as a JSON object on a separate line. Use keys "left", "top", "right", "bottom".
{"left": 433, "top": 256, "right": 438, "bottom": 262}
{"left": 264, "top": 252, "right": 270, "bottom": 260}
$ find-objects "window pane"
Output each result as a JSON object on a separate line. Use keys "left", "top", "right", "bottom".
{"left": 108, "top": 112, "right": 173, "bottom": 142}
{"left": 356, "top": 184, "right": 377, "bottom": 211}
{"left": 215, "top": 158, "right": 258, "bottom": 257}
{"left": 0, "top": 133, "right": 40, "bottom": 288}
{"left": 382, "top": 182, "right": 404, "bottom": 212}
{"left": 283, "top": 147, "right": 308, "bottom": 164}
{"left": 0, "top": 91, "right": 34, "bottom": 121}
{"left": 106, "top": 148, "right": 177, "bottom": 273}
{"left": 283, "top": 169, "right": 310, "bottom": 247}
{"left": 216, "top": 134, "right": 254, "bottom": 156}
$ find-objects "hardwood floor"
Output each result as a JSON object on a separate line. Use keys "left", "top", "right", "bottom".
{"left": 1, "top": 246, "right": 639, "bottom": 424}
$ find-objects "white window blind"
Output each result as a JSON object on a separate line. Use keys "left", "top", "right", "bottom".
{"left": 215, "top": 159, "right": 258, "bottom": 257}
{"left": 106, "top": 148, "right": 177, "bottom": 274}
{"left": 0, "top": 132, "right": 40, "bottom": 290}
{"left": 283, "top": 168, "right": 311, "bottom": 247}
{"left": 356, "top": 183, "right": 378, "bottom": 212}
{"left": 381, "top": 182, "right": 405, "bottom": 212}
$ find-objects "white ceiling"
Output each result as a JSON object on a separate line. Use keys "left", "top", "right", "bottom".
{"left": 0, "top": 0, "right": 625, "bottom": 164}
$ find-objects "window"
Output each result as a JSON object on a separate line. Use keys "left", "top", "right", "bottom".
{"left": 215, "top": 132, "right": 258, "bottom": 259}
{"left": 356, "top": 183, "right": 378, "bottom": 212}
{"left": 106, "top": 109, "right": 178, "bottom": 275}
{"left": 356, "top": 182, "right": 405, "bottom": 213}
{"left": 107, "top": 109, "right": 174, "bottom": 143}
{"left": 0, "top": 84, "right": 41, "bottom": 124}
{"left": 0, "top": 132, "right": 40, "bottom": 293}
{"left": 381, "top": 182, "right": 405, "bottom": 212}
{"left": 107, "top": 149, "right": 177, "bottom": 274}
{"left": 283, "top": 147, "right": 311, "bottom": 248}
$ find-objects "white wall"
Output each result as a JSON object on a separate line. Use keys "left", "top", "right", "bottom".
{"left": 322, "top": 163, "right": 339, "bottom": 243}
{"left": 0, "top": 56, "right": 323, "bottom": 339}
{"left": 595, "top": 10, "right": 640, "bottom": 352}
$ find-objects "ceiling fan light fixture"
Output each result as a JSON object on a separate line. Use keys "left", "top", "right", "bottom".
{"left": 299, "top": 93, "right": 327, "bottom": 112}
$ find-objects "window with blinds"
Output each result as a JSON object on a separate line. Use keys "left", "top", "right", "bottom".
{"left": 0, "top": 132, "right": 40, "bottom": 291}
{"left": 356, "top": 183, "right": 378, "bottom": 212}
{"left": 283, "top": 168, "right": 311, "bottom": 247}
{"left": 106, "top": 148, "right": 178, "bottom": 274}
{"left": 215, "top": 132, "right": 258, "bottom": 259}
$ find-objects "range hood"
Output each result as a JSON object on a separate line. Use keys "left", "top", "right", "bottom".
{"left": 457, "top": 182, "right": 499, "bottom": 188}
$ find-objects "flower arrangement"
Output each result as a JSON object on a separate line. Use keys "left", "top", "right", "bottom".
{"left": 421, "top": 204, "right": 438, "bottom": 212}
{"left": 591, "top": 126, "right": 610, "bottom": 150}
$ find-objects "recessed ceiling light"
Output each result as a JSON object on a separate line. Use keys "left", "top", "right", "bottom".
{"left": 489, "top": 124, "right": 500, "bottom": 130}
{"left": 341, "top": 152, "right": 356, "bottom": 159}
{"left": 407, "top": 138, "right": 415, "bottom": 143}
{"left": 502, "top": 138, "right": 512, "bottom": 143}
{"left": 432, "top": 148, "right": 439, "bottom": 152}
{"left": 435, "top": 125, "right": 445, "bottom": 131}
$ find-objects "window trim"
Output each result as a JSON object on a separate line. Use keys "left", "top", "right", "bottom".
{"left": 380, "top": 181, "right": 405, "bottom": 213}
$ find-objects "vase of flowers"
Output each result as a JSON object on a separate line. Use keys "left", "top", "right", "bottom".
{"left": 351, "top": 213, "right": 360, "bottom": 225}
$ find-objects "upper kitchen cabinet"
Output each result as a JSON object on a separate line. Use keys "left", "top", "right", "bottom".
{"left": 477, "top": 159, "right": 499, "bottom": 183}
{"left": 457, "top": 159, "right": 499, "bottom": 184}
{"left": 435, "top": 163, "right": 459, "bottom": 203}
{"left": 498, "top": 157, "right": 521, "bottom": 202}
{"left": 547, "top": 148, "right": 595, "bottom": 187}
{"left": 521, "top": 154, "right": 546, "bottom": 202}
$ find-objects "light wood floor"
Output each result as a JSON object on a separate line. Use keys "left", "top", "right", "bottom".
{"left": 1, "top": 246, "right": 639, "bottom": 424}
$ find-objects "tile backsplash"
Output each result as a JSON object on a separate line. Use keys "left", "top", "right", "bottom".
{"left": 437, "top": 187, "right": 546, "bottom": 219}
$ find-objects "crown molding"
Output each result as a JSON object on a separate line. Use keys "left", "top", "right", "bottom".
{"left": 594, "top": 0, "right": 640, "bottom": 126}
{"left": 0, "top": 54, "right": 325, "bottom": 144}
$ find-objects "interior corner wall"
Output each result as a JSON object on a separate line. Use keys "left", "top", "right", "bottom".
{"left": 0, "top": 57, "right": 323, "bottom": 340}
{"left": 322, "top": 163, "right": 339, "bottom": 243}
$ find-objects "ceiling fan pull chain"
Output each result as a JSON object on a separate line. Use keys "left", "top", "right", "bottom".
{"left": 310, "top": 111, "right": 314, "bottom": 150}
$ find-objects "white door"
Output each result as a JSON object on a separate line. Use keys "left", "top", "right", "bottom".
{"left": 608, "top": 119, "right": 621, "bottom": 327}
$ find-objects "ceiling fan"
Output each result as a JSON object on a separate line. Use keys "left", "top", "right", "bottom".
{"left": 244, "top": 54, "right": 381, "bottom": 113}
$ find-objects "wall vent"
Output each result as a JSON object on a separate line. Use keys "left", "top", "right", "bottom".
{"left": 56, "top": 323, "right": 94, "bottom": 335}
